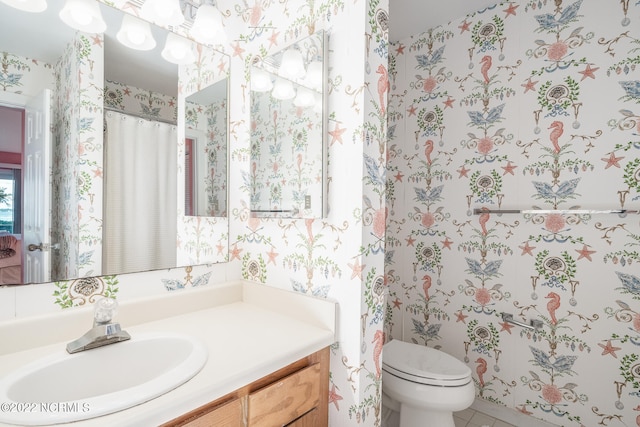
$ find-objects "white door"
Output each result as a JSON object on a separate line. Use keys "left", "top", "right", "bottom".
{"left": 23, "top": 89, "right": 51, "bottom": 283}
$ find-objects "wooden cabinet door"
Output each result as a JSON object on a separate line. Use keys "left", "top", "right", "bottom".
{"left": 286, "top": 408, "right": 320, "bottom": 427}
{"left": 165, "top": 398, "right": 243, "bottom": 427}
{"left": 162, "top": 347, "right": 329, "bottom": 427}
{"left": 247, "top": 363, "right": 321, "bottom": 426}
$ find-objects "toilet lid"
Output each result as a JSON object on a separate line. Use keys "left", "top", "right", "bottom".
{"left": 382, "top": 340, "right": 471, "bottom": 386}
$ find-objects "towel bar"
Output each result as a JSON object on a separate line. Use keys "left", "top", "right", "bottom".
{"left": 473, "top": 208, "right": 639, "bottom": 215}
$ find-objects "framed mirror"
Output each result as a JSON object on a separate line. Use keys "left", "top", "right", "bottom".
{"left": 249, "top": 30, "right": 327, "bottom": 219}
{"left": 0, "top": 1, "right": 229, "bottom": 285}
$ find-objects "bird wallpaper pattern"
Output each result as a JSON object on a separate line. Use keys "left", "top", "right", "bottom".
{"left": 2, "top": 0, "right": 640, "bottom": 426}
{"left": 387, "top": 0, "right": 640, "bottom": 426}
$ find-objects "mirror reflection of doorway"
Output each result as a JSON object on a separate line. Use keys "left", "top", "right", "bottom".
{"left": 184, "top": 137, "right": 195, "bottom": 217}
{"left": 0, "top": 104, "right": 24, "bottom": 284}
{"left": 0, "top": 89, "right": 52, "bottom": 285}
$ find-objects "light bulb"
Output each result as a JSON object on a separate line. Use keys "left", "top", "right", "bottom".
{"left": 313, "top": 92, "right": 323, "bottom": 114}
{"left": 279, "top": 48, "right": 305, "bottom": 80}
{"left": 59, "top": 0, "right": 107, "bottom": 33}
{"left": 305, "top": 61, "right": 323, "bottom": 91}
{"left": 251, "top": 68, "right": 273, "bottom": 92}
{"left": 140, "top": 0, "right": 184, "bottom": 27}
{"left": 272, "top": 79, "right": 295, "bottom": 100}
{"left": 70, "top": 6, "right": 91, "bottom": 25}
{"left": 117, "top": 14, "right": 156, "bottom": 50}
{"left": 161, "top": 33, "right": 195, "bottom": 64}
{"left": 294, "top": 87, "right": 314, "bottom": 107}
{"left": 191, "top": 4, "right": 226, "bottom": 45}
{"left": 127, "top": 29, "right": 145, "bottom": 45}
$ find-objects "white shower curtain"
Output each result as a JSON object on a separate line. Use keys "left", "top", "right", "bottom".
{"left": 103, "top": 111, "right": 177, "bottom": 275}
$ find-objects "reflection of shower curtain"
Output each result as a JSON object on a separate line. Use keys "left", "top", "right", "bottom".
{"left": 103, "top": 111, "right": 177, "bottom": 275}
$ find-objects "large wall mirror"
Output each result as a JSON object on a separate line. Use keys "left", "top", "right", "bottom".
{"left": 249, "top": 30, "right": 327, "bottom": 219}
{"left": 0, "top": 1, "right": 229, "bottom": 286}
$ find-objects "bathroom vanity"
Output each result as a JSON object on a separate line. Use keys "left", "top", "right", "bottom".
{"left": 0, "top": 281, "right": 336, "bottom": 426}
{"left": 163, "top": 347, "right": 329, "bottom": 426}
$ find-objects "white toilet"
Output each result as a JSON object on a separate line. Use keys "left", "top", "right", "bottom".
{"left": 381, "top": 340, "right": 475, "bottom": 427}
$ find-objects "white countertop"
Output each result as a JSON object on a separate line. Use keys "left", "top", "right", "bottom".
{"left": 0, "top": 281, "right": 337, "bottom": 426}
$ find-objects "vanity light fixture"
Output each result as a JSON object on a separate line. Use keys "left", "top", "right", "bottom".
{"left": 313, "top": 92, "right": 323, "bottom": 114}
{"left": 271, "top": 79, "right": 295, "bottom": 101}
{"left": 59, "top": 0, "right": 106, "bottom": 33}
{"left": 117, "top": 14, "right": 156, "bottom": 51}
{"left": 190, "top": 3, "right": 226, "bottom": 45}
{"left": 0, "top": 0, "right": 47, "bottom": 12}
{"left": 140, "top": 0, "right": 184, "bottom": 27}
{"left": 161, "top": 32, "right": 195, "bottom": 64}
{"left": 250, "top": 68, "right": 273, "bottom": 92}
{"left": 279, "top": 48, "right": 305, "bottom": 80}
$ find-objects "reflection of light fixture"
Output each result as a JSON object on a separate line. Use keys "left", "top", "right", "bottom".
{"left": 272, "top": 79, "right": 295, "bottom": 100}
{"left": 140, "top": 0, "right": 184, "bottom": 27}
{"left": 279, "top": 48, "right": 305, "bottom": 80}
{"left": 250, "top": 68, "right": 273, "bottom": 92}
{"left": 313, "top": 92, "right": 323, "bottom": 114}
{"left": 161, "top": 32, "right": 195, "bottom": 64}
{"left": 190, "top": 4, "right": 226, "bottom": 45}
{"left": 59, "top": 0, "right": 106, "bottom": 33}
{"left": 293, "top": 87, "right": 314, "bottom": 108}
{"left": 305, "top": 60, "right": 323, "bottom": 91}
{"left": 0, "top": 0, "right": 47, "bottom": 12}
{"left": 117, "top": 14, "right": 156, "bottom": 50}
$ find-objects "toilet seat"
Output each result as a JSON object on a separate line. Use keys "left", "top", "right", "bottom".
{"left": 382, "top": 340, "right": 471, "bottom": 387}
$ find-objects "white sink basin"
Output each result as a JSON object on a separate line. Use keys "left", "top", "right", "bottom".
{"left": 0, "top": 333, "right": 208, "bottom": 426}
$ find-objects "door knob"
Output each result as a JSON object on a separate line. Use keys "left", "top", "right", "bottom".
{"left": 28, "top": 243, "right": 44, "bottom": 252}
{"left": 27, "top": 243, "right": 59, "bottom": 251}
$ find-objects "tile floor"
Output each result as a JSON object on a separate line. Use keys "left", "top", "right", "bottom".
{"left": 454, "top": 408, "right": 515, "bottom": 427}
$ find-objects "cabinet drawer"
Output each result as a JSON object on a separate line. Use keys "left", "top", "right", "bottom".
{"left": 171, "top": 398, "right": 243, "bottom": 427}
{"left": 247, "top": 363, "right": 321, "bottom": 426}
{"left": 286, "top": 408, "right": 320, "bottom": 427}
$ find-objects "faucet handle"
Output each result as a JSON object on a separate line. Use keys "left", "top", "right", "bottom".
{"left": 94, "top": 297, "right": 119, "bottom": 325}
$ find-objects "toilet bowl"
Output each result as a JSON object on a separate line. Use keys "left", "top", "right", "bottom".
{"left": 381, "top": 340, "right": 475, "bottom": 427}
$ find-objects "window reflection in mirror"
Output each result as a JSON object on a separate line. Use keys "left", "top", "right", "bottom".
{"left": 185, "top": 78, "right": 228, "bottom": 217}
{"left": 249, "top": 30, "right": 327, "bottom": 219}
{"left": 0, "top": 167, "right": 21, "bottom": 234}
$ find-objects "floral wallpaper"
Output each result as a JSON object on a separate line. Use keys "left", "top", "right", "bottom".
{"left": 0, "top": 51, "right": 54, "bottom": 97}
{"left": 225, "top": 0, "right": 389, "bottom": 425}
{"left": 104, "top": 79, "right": 176, "bottom": 122}
{"left": 387, "top": 0, "right": 640, "bottom": 426}
{"left": 52, "top": 32, "right": 104, "bottom": 281}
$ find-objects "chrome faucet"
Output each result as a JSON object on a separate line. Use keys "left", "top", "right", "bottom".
{"left": 66, "top": 297, "right": 131, "bottom": 354}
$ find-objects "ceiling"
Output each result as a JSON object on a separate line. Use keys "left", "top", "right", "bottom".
{"left": 389, "top": 0, "right": 501, "bottom": 42}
